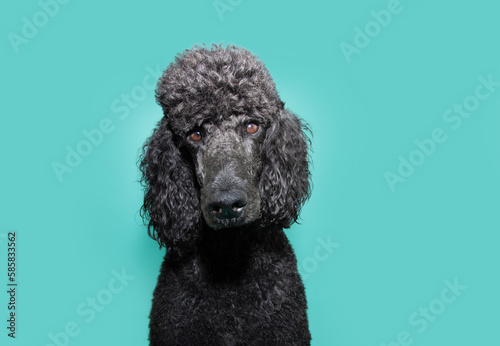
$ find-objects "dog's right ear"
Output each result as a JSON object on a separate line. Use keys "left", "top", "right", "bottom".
{"left": 139, "top": 118, "right": 201, "bottom": 249}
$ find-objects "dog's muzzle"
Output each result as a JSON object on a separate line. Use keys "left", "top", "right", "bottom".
{"left": 207, "top": 188, "right": 248, "bottom": 220}
{"left": 197, "top": 131, "right": 262, "bottom": 230}
{"left": 200, "top": 168, "right": 260, "bottom": 230}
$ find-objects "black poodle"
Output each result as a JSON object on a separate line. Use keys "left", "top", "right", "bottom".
{"left": 140, "top": 44, "right": 312, "bottom": 345}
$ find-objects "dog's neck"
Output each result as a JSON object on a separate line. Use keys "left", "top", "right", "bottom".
{"left": 194, "top": 224, "right": 287, "bottom": 283}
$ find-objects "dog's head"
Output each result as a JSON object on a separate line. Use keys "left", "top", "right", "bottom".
{"left": 140, "top": 45, "right": 311, "bottom": 248}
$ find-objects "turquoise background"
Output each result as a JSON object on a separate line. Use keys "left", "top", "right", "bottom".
{"left": 1, "top": 0, "right": 499, "bottom": 345}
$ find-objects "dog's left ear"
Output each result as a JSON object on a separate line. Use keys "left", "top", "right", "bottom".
{"left": 139, "top": 118, "right": 201, "bottom": 249}
{"left": 259, "top": 109, "right": 312, "bottom": 228}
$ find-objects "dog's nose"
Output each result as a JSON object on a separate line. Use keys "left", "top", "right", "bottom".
{"left": 208, "top": 189, "right": 248, "bottom": 220}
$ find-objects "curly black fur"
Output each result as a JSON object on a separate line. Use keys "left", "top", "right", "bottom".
{"left": 139, "top": 44, "right": 312, "bottom": 345}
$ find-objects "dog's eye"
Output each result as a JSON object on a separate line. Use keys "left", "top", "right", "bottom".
{"left": 246, "top": 123, "right": 259, "bottom": 134}
{"left": 189, "top": 131, "right": 202, "bottom": 142}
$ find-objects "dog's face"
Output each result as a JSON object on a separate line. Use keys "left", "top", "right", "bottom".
{"left": 140, "top": 45, "right": 311, "bottom": 248}
{"left": 182, "top": 115, "right": 267, "bottom": 229}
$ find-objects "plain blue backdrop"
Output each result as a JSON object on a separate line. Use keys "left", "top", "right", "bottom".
{"left": 1, "top": 0, "right": 500, "bottom": 345}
